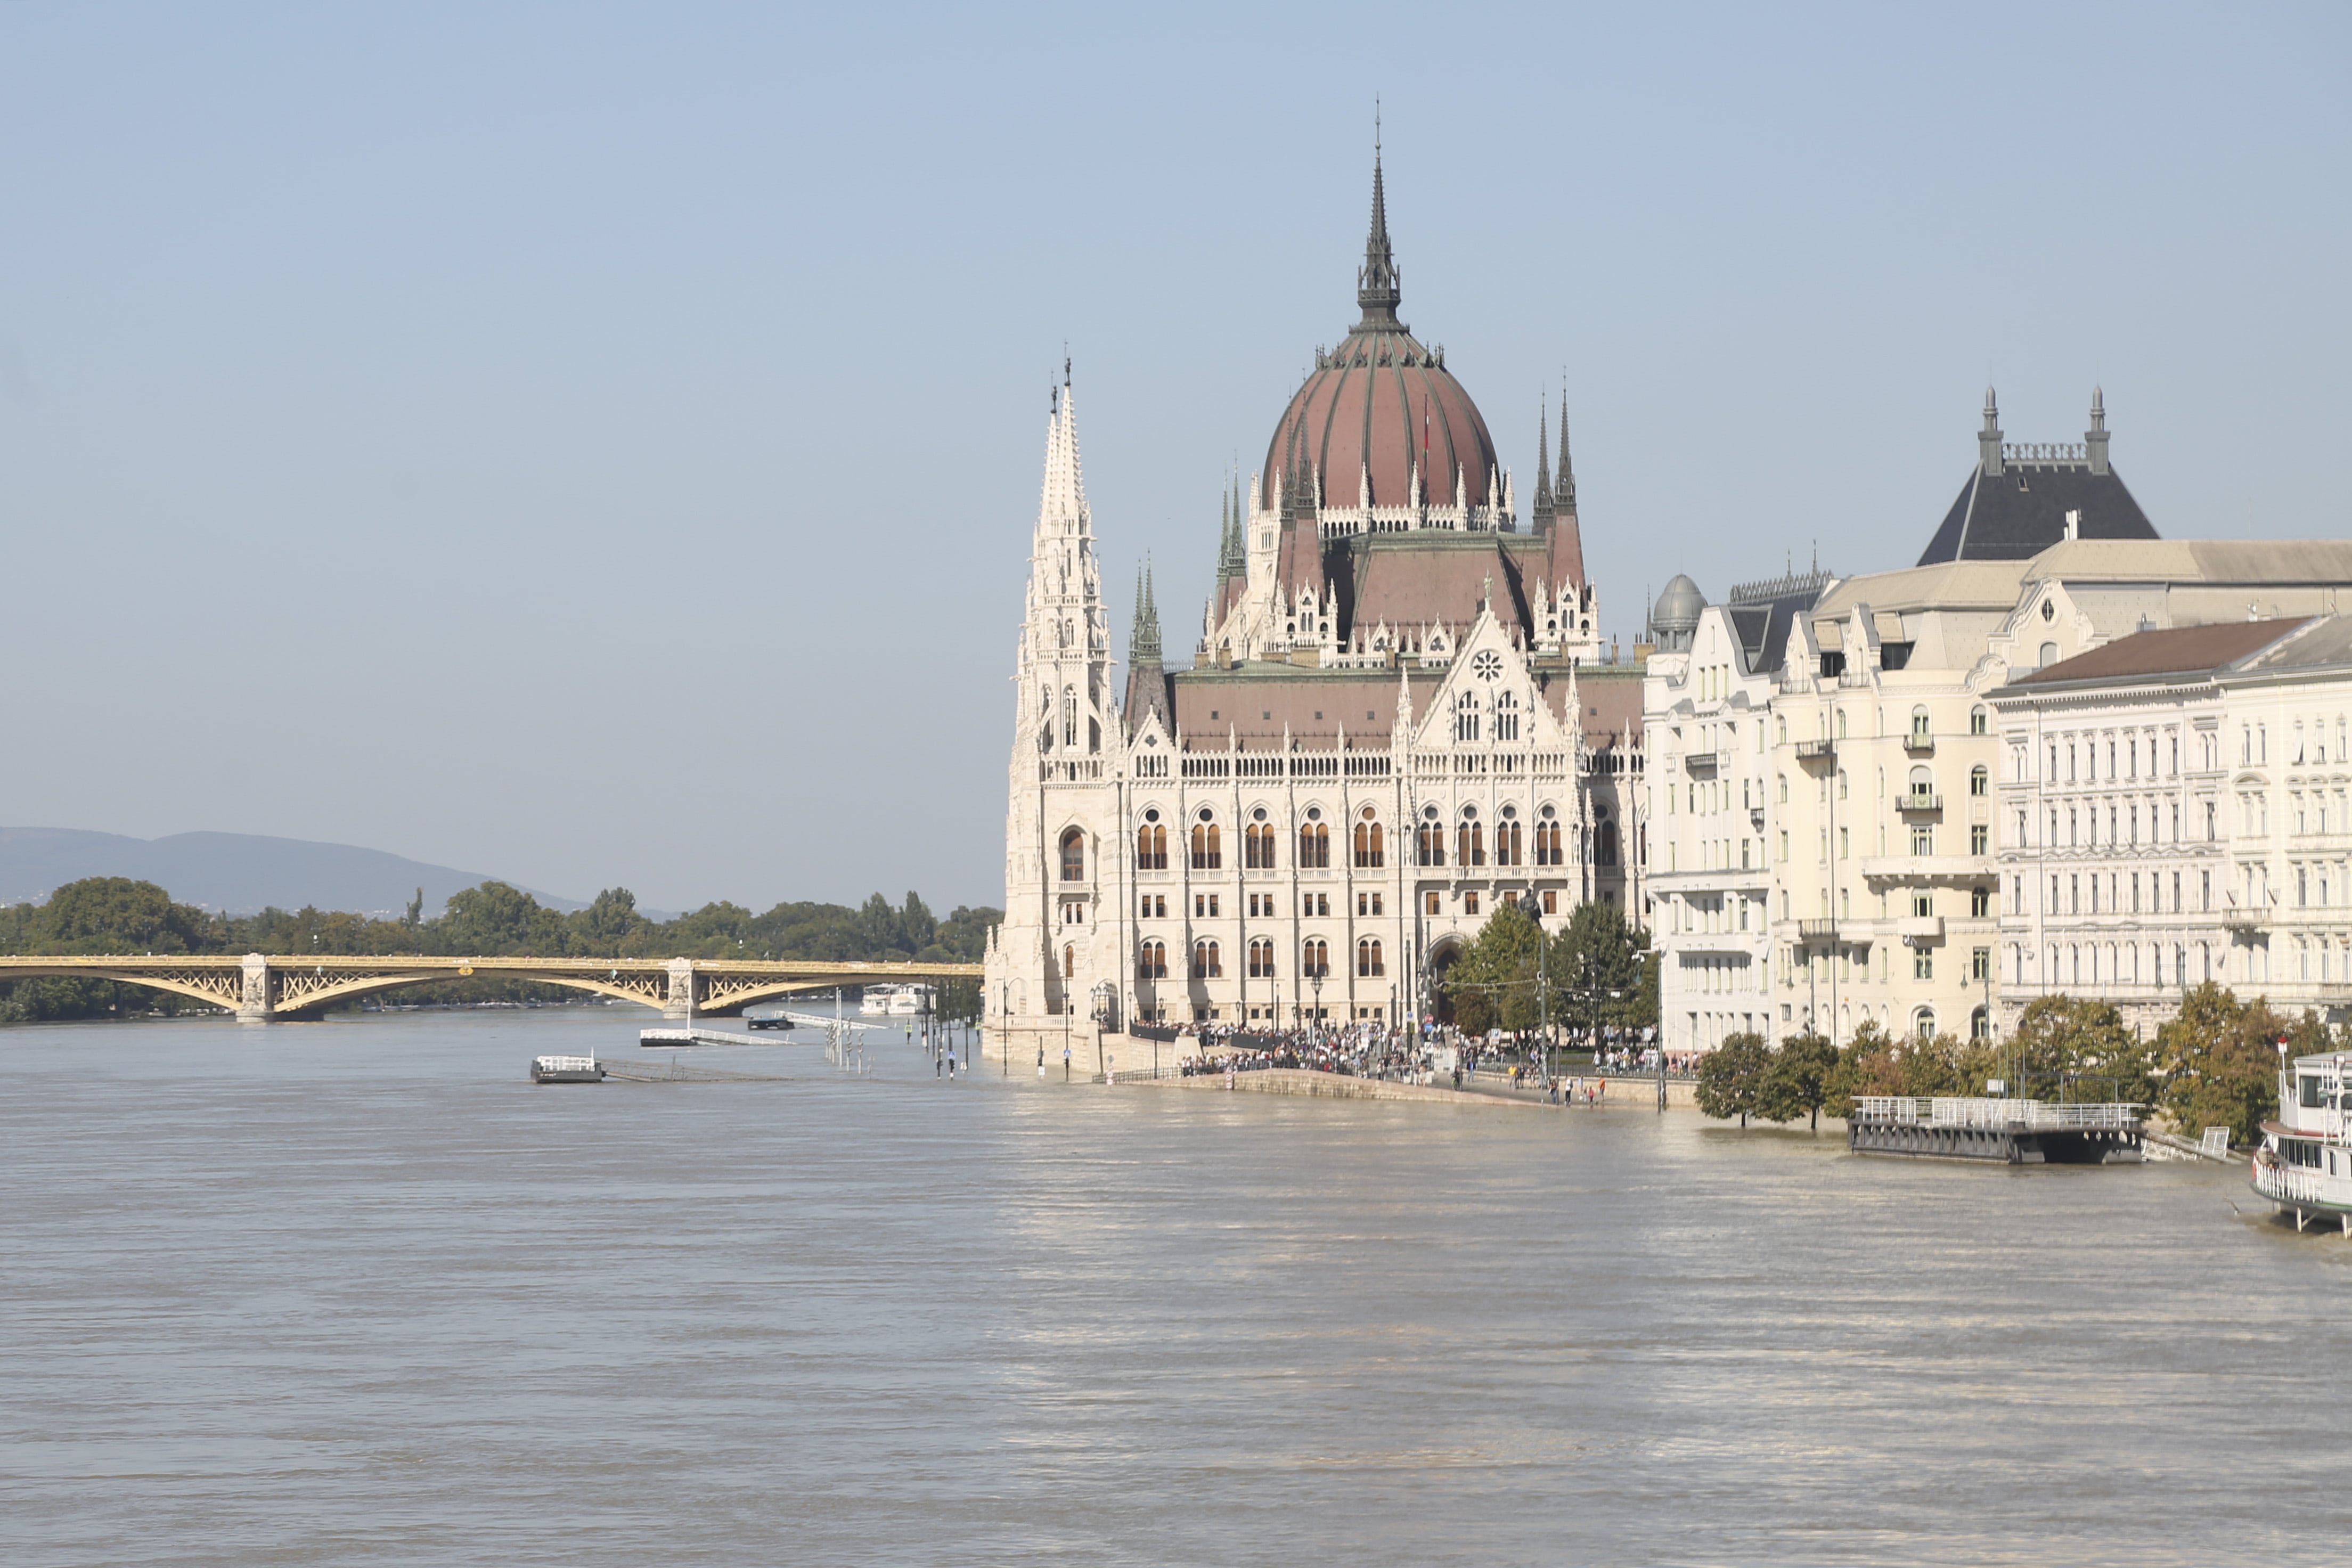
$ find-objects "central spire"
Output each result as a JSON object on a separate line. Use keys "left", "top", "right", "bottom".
{"left": 1356, "top": 113, "right": 1402, "bottom": 329}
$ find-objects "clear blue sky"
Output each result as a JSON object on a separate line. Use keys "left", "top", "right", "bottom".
{"left": 1, "top": 3, "right": 2344, "bottom": 914}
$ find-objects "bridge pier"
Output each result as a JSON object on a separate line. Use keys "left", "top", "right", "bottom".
{"left": 238, "top": 953, "right": 272, "bottom": 1024}
{"left": 663, "top": 957, "right": 696, "bottom": 1019}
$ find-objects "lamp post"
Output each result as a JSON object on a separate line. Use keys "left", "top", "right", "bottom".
{"left": 1091, "top": 981, "right": 1113, "bottom": 1076}
{"left": 1531, "top": 902, "right": 1550, "bottom": 1088}
{"left": 1311, "top": 968, "right": 1323, "bottom": 1043}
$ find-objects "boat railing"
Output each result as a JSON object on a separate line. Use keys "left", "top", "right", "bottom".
{"left": 1852, "top": 1096, "right": 2140, "bottom": 1130}
{"left": 2253, "top": 1162, "right": 2328, "bottom": 1206}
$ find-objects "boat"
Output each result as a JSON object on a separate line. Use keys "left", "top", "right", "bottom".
{"left": 2251, "top": 1049, "right": 2352, "bottom": 1233}
{"left": 530, "top": 1055, "right": 605, "bottom": 1084}
{"left": 859, "top": 983, "right": 935, "bottom": 1018}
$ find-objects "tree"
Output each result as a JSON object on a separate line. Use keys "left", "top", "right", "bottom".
{"left": 2152, "top": 983, "right": 2306, "bottom": 1147}
{"left": 1548, "top": 900, "right": 1655, "bottom": 1039}
{"left": 2005, "top": 994, "right": 2153, "bottom": 1104}
{"left": 1696, "top": 1032, "right": 1772, "bottom": 1126}
{"left": 572, "top": 888, "right": 647, "bottom": 953}
{"left": 1759, "top": 1031, "right": 1841, "bottom": 1129}
{"left": 39, "top": 877, "right": 207, "bottom": 954}
{"left": 1446, "top": 900, "right": 1545, "bottom": 1035}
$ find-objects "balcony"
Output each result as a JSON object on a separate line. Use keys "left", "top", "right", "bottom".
{"left": 1897, "top": 916, "right": 1945, "bottom": 944}
{"left": 2219, "top": 904, "right": 2264, "bottom": 931}
{"left": 1796, "top": 919, "right": 1840, "bottom": 942}
{"left": 1684, "top": 750, "right": 1722, "bottom": 774}
{"left": 1904, "top": 732, "right": 1936, "bottom": 755}
{"left": 1897, "top": 792, "right": 1944, "bottom": 815}
{"left": 1858, "top": 855, "right": 1993, "bottom": 883}
{"left": 1795, "top": 739, "right": 1836, "bottom": 763}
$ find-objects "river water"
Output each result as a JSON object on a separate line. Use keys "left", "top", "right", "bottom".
{"left": 2, "top": 1007, "right": 2344, "bottom": 1566}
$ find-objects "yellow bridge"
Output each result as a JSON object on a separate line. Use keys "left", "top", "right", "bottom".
{"left": 0, "top": 954, "right": 983, "bottom": 1022}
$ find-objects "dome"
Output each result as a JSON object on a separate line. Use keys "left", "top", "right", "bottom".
{"left": 1262, "top": 330, "right": 1499, "bottom": 517}
{"left": 1652, "top": 574, "right": 1705, "bottom": 651}
{"left": 1257, "top": 146, "right": 1501, "bottom": 521}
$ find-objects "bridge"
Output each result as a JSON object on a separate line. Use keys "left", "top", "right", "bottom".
{"left": 0, "top": 953, "right": 984, "bottom": 1022}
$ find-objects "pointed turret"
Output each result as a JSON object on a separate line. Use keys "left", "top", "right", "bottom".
{"left": 1531, "top": 395, "right": 1556, "bottom": 531}
{"left": 1125, "top": 560, "right": 1171, "bottom": 732}
{"left": 1979, "top": 386, "right": 2004, "bottom": 477}
{"left": 1555, "top": 396, "right": 1577, "bottom": 516}
{"left": 2086, "top": 385, "right": 2110, "bottom": 476}
{"left": 1356, "top": 125, "right": 1403, "bottom": 329}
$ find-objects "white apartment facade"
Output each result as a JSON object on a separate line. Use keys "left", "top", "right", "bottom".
{"left": 1994, "top": 614, "right": 2352, "bottom": 1032}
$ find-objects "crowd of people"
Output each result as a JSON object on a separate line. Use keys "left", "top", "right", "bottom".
{"left": 1150, "top": 1018, "right": 1678, "bottom": 1091}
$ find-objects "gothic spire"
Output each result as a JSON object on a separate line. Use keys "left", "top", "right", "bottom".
{"left": 1555, "top": 395, "right": 1577, "bottom": 513}
{"left": 1130, "top": 561, "right": 1162, "bottom": 664}
{"left": 1531, "top": 393, "right": 1556, "bottom": 530}
{"left": 1357, "top": 115, "right": 1402, "bottom": 328}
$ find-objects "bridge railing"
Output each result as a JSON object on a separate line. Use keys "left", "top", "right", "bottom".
{"left": 1852, "top": 1096, "right": 2140, "bottom": 1130}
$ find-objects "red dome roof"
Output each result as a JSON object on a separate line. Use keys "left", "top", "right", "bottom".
{"left": 1259, "top": 147, "right": 1499, "bottom": 516}
{"left": 1262, "top": 328, "right": 1498, "bottom": 514}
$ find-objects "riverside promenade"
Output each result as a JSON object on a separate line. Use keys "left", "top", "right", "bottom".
{"left": 1120, "top": 1066, "right": 1701, "bottom": 1109}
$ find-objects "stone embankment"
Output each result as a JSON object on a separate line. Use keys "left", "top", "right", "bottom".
{"left": 1135, "top": 1068, "right": 1701, "bottom": 1109}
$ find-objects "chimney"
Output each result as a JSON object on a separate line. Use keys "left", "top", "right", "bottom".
{"left": 1979, "top": 387, "right": 2004, "bottom": 477}
{"left": 2085, "top": 386, "right": 2110, "bottom": 476}
{"left": 2064, "top": 509, "right": 2080, "bottom": 542}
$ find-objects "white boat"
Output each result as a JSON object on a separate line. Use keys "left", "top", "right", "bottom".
{"left": 860, "top": 985, "right": 899, "bottom": 1018}
{"left": 2252, "top": 1049, "right": 2352, "bottom": 1233}
{"left": 530, "top": 1055, "right": 605, "bottom": 1084}
{"left": 859, "top": 983, "right": 935, "bottom": 1018}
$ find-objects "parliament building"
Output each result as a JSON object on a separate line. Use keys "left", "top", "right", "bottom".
{"left": 985, "top": 151, "right": 1647, "bottom": 1059}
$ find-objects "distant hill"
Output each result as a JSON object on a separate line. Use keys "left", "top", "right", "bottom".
{"left": 0, "top": 828, "right": 584, "bottom": 918}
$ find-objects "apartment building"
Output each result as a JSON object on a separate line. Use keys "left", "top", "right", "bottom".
{"left": 1994, "top": 614, "right": 2352, "bottom": 1032}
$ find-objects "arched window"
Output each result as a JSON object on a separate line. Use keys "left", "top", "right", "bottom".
{"left": 1062, "top": 688, "right": 1079, "bottom": 748}
{"left": 1497, "top": 820, "right": 1522, "bottom": 866}
{"left": 1248, "top": 938, "right": 1276, "bottom": 978}
{"left": 1039, "top": 686, "right": 1054, "bottom": 752}
{"left": 1418, "top": 821, "right": 1446, "bottom": 866}
{"left": 1059, "top": 828, "right": 1085, "bottom": 882}
{"left": 1063, "top": 944, "right": 1075, "bottom": 980}
{"left": 1910, "top": 706, "right": 1932, "bottom": 742}
{"left": 1353, "top": 818, "right": 1386, "bottom": 868}
{"left": 1970, "top": 764, "right": 1989, "bottom": 797}
{"left": 1191, "top": 822, "right": 1221, "bottom": 870}
{"left": 1596, "top": 812, "right": 1619, "bottom": 867}
{"left": 1455, "top": 691, "right": 1481, "bottom": 743}
{"left": 1457, "top": 821, "right": 1486, "bottom": 866}
{"left": 1359, "top": 938, "right": 1384, "bottom": 976}
{"left": 1970, "top": 705, "right": 1989, "bottom": 736}
{"left": 1245, "top": 823, "right": 1277, "bottom": 869}
{"left": 2039, "top": 641, "right": 2058, "bottom": 668}
{"left": 1136, "top": 823, "right": 1166, "bottom": 870}
{"left": 1302, "top": 939, "right": 1328, "bottom": 978}
{"left": 1494, "top": 690, "right": 1520, "bottom": 741}
{"left": 1299, "top": 822, "right": 1329, "bottom": 868}
{"left": 1913, "top": 1007, "right": 1936, "bottom": 1042}
{"left": 1192, "top": 939, "right": 1221, "bottom": 978}
{"left": 1137, "top": 941, "right": 1166, "bottom": 979}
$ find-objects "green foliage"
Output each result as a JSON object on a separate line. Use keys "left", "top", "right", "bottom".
{"left": 2152, "top": 983, "right": 2315, "bottom": 1147}
{"left": 1758, "top": 1031, "right": 1840, "bottom": 1129}
{"left": 2005, "top": 993, "right": 2153, "bottom": 1103}
{"left": 0, "top": 877, "right": 1002, "bottom": 1023}
{"left": 1547, "top": 900, "right": 1657, "bottom": 1035}
{"left": 1696, "top": 1031, "right": 1771, "bottom": 1126}
{"left": 1444, "top": 900, "right": 1545, "bottom": 1034}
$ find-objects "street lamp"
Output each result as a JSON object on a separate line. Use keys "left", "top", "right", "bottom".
{"left": 1311, "top": 967, "right": 1323, "bottom": 1042}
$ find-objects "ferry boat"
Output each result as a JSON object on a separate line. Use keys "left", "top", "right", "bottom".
{"left": 2252, "top": 1049, "right": 2352, "bottom": 1234}
{"left": 530, "top": 1054, "right": 605, "bottom": 1084}
{"left": 859, "top": 983, "right": 936, "bottom": 1018}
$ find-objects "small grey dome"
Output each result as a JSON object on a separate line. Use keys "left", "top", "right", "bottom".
{"left": 1651, "top": 574, "right": 1705, "bottom": 651}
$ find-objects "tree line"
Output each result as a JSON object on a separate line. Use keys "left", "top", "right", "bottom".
{"left": 1694, "top": 985, "right": 2311, "bottom": 1144}
{"left": 0, "top": 877, "right": 1000, "bottom": 1023}
{"left": 1440, "top": 899, "right": 1661, "bottom": 1037}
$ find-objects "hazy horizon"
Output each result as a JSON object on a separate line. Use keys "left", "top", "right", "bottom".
{"left": 2, "top": 3, "right": 2344, "bottom": 911}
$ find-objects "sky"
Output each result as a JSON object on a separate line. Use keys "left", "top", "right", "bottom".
{"left": 0, "top": 3, "right": 2345, "bottom": 914}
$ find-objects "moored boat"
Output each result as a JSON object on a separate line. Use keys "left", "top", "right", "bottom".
{"left": 530, "top": 1054, "right": 605, "bottom": 1084}
{"left": 2252, "top": 1049, "right": 2352, "bottom": 1234}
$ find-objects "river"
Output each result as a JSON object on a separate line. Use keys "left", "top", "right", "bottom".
{"left": 2, "top": 1007, "right": 2343, "bottom": 1565}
